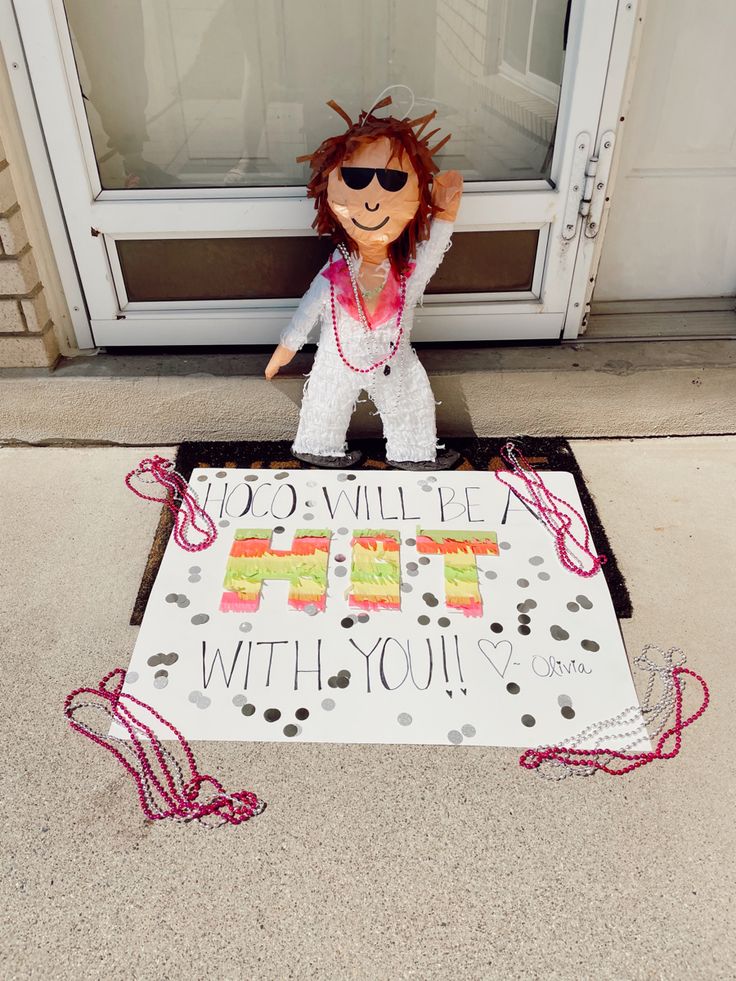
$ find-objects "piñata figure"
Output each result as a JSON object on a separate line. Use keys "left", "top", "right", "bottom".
{"left": 265, "top": 96, "right": 463, "bottom": 470}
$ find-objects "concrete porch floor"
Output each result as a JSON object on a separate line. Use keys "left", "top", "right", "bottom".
{"left": 1, "top": 338, "right": 734, "bottom": 444}
{"left": 2, "top": 436, "right": 735, "bottom": 980}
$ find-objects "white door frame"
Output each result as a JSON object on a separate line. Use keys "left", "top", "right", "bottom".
{"left": 8, "top": 0, "right": 641, "bottom": 348}
{"left": 0, "top": 0, "right": 92, "bottom": 348}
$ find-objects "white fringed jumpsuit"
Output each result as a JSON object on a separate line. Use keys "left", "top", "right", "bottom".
{"left": 281, "top": 219, "right": 453, "bottom": 463}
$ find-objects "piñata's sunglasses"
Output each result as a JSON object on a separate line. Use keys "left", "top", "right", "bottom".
{"left": 340, "top": 167, "right": 409, "bottom": 193}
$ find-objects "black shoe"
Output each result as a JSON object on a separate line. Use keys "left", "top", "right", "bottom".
{"left": 292, "top": 449, "right": 363, "bottom": 469}
{"left": 387, "top": 448, "right": 461, "bottom": 472}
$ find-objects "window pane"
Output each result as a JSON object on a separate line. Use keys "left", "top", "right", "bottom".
{"left": 502, "top": 0, "right": 534, "bottom": 74}
{"left": 116, "top": 231, "right": 539, "bottom": 302}
{"left": 529, "top": 1, "right": 568, "bottom": 84}
{"left": 64, "top": 0, "right": 567, "bottom": 188}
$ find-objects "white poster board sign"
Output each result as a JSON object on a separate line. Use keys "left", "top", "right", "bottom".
{"left": 121, "top": 468, "right": 644, "bottom": 748}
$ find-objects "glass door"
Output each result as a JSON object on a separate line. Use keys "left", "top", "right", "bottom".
{"left": 14, "top": 0, "right": 635, "bottom": 346}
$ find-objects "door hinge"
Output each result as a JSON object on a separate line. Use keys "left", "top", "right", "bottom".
{"left": 562, "top": 131, "right": 616, "bottom": 240}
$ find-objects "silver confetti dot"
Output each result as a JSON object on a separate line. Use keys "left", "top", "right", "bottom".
{"left": 517, "top": 578, "right": 529, "bottom": 588}
{"left": 406, "top": 561, "right": 418, "bottom": 572}
{"left": 219, "top": 520, "right": 230, "bottom": 528}
{"left": 274, "top": 471, "right": 289, "bottom": 480}
{"left": 447, "top": 730, "right": 463, "bottom": 745}
{"left": 153, "top": 676, "right": 168, "bottom": 690}
{"left": 334, "top": 566, "right": 347, "bottom": 578}
{"left": 400, "top": 583, "right": 413, "bottom": 593}
{"left": 538, "top": 572, "right": 551, "bottom": 581}
{"left": 304, "top": 603, "right": 319, "bottom": 616}
{"left": 307, "top": 480, "right": 317, "bottom": 488}
{"left": 337, "top": 474, "right": 348, "bottom": 482}
{"left": 529, "top": 556, "right": 544, "bottom": 566}
{"left": 196, "top": 475, "right": 208, "bottom": 482}
{"left": 557, "top": 694, "right": 573, "bottom": 708}
{"left": 581, "top": 639, "right": 600, "bottom": 652}
{"left": 188, "top": 690, "right": 211, "bottom": 709}
{"left": 215, "top": 471, "right": 227, "bottom": 478}
{"left": 567, "top": 602, "right": 580, "bottom": 612}
{"left": 303, "top": 513, "right": 314, "bottom": 521}
{"left": 461, "top": 724, "right": 476, "bottom": 738}
{"left": 521, "top": 714, "right": 536, "bottom": 727}
{"left": 232, "top": 694, "right": 247, "bottom": 707}
{"left": 239, "top": 622, "right": 252, "bottom": 633}
{"left": 484, "top": 571, "right": 498, "bottom": 580}
{"left": 125, "top": 671, "right": 139, "bottom": 684}
{"left": 397, "top": 713, "right": 413, "bottom": 726}
{"left": 244, "top": 474, "right": 258, "bottom": 482}
{"left": 188, "top": 575, "right": 201, "bottom": 583}
{"left": 165, "top": 593, "right": 178, "bottom": 604}
{"left": 418, "top": 556, "right": 430, "bottom": 565}
{"left": 427, "top": 476, "right": 437, "bottom": 483}
{"left": 305, "top": 500, "right": 316, "bottom": 508}
{"left": 550, "top": 625, "right": 570, "bottom": 641}
{"left": 405, "top": 538, "right": 416, "bottom": 547}
{"left": 499, "top": 541, "right": 511, "bottom": 550}
{"left": 421, "top": 484, "right": 432, "bottom": 492}
{"left": 357, "top": 613, "right": 369, "bottom": 623}
{"left": 577, "top": 594, "right": 594, "bottom": 610}
{"left": 189, "top": 566, "right": 201, "bottom": 574}
{"left": 191, "top": 614, "right": 209, "bottom": 625}
{"left": 176, "top": 596, "right": 190, "bottom": 608}
{"left": 337, "top": 527, "right": 349, "bottom": 536}
{"left": 321, "top": 698, "right": 336, "bottom": 711}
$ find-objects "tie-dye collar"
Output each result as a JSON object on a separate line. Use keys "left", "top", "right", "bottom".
{"left": 321, "top": 253, "right": 414, "bottom": 328}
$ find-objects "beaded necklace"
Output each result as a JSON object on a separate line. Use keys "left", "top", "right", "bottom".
{"left": 520, "top": 646, "right": 709, "bottom": 779}
{"left": 125, "top": 454, "right": 217, "bottom": 553}
{"left": 330, "top": 244, "right": 407, "bottom": 375}
{"left": 64, "top": 668, "right": 264, "bottom": 826}
{"left": 495, "top": 441, "right": 606, "bottom": 578}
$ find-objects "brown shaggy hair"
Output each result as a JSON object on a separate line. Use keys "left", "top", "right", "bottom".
{"left": 297, "top": 97, "right": 451, "bottom": 274}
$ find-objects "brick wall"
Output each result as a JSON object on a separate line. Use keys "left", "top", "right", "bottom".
{"left": 0, "top": 131, "right": 58, "bottom": 368}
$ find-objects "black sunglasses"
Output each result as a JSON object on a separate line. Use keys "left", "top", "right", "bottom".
{"left": 340, "top": 167, "right": 409, "bottom": 193}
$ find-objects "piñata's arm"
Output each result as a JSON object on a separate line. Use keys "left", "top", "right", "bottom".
{"left": 280, "top": 265, "right": 330, "bottom": 352}
{"left": 406, "top": 219, "right": 454, "bottom": 306}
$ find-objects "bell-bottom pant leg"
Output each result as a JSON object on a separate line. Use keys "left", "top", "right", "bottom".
{"left": 371, "top": 351, "right": 438, "bottom": 462}
{"left": 292, "top": 353, "right": 364, "bottom": 457}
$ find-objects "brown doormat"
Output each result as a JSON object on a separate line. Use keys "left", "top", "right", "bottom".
{"left": 130, "top": 437, "right": 632, "bottom": 625}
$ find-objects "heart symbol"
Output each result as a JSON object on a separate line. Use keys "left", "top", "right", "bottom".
{"left": 478, "top": 639, "right": 513, "bottom": 679}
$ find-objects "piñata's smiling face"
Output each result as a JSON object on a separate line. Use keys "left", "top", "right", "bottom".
{"left": 327, "top": 136, "right": 420, "bottom": 255}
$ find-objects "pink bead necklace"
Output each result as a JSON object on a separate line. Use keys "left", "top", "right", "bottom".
{"left": 64, "top": 668, "right": 264, "bottom": 826}
{"left": 495, "top": 441, "right": 606, "bottom": 578}
{"left": 330, "top": 246, "right": 407, "bottom": 375}
{"left": 520, "top": 646, "right": 709, "bottom": 778}
{"left": 125, "top": 454, "right": 217, "bottom": 553}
